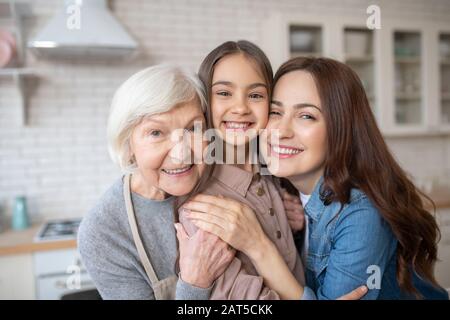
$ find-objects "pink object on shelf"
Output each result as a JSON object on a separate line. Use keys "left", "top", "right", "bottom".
{"left": 0, "top": 29, "right": 17, "bottom": 68}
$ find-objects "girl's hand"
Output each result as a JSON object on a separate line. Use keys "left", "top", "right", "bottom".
{"left": 181, "top": 194, "right": 267, "bottom": 259}
{"left": 281, "top": 189, "right": 305, "bottom": 233}
{"left": 175, "top": 223, "right": 235, "bottom": 288}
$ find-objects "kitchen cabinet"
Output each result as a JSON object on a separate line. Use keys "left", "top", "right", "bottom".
{"left": 344, "top": 27, "right": 376, "bottom": 114}
{"left": 260, "top": 13, "right": 450, "bottom": 136}
{"left": 0, "top": 223, "right": 90, "bottom": 299}
{"left": 393, "top": 31, "right": 422, "bottom": 125}
{"left": 439, "top": 33, "right": 450, "bottom": 127}
{"left": 34, "top": 248, "right": 95, "bottom": 300}
{"left": 0, "top": 253, "right": 35, "bottom": 299}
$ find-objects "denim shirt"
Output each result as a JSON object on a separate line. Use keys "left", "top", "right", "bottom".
{"left": 296, "top": 177, "right": 449, "bottom": 300}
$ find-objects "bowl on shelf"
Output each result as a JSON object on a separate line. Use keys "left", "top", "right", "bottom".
{"left": 0, "top": 29, "right": 16, "bottom": 68}
{"left": 345, "top": 31, "right": 369, "bottom": 57}
{"left": 440, "top": 41, "right": 450, "bottom": 58}
{"left": 290, "top": 31, "right": 315, "bottom": 53}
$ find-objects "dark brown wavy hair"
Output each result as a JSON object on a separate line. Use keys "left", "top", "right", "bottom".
{"left": 274, "top": 57, "right": 441, "bottom": 297}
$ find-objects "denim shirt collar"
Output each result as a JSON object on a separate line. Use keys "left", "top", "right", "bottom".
{"left": 303, "top": 176, "right": 327, "bottom": 222}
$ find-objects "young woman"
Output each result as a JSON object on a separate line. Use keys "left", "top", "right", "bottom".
{"left": 184, "top": 57, "right": 449, "bottom": 299}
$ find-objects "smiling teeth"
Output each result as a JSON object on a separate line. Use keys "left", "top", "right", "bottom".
{"left": 163, "top": 165, "right": 192, "bottom": 174}
{"left": 272, "top": 146, "right": 301, "bottom": 155}
{"left": 226, "top": 122, "right": 251, "bottom": 129}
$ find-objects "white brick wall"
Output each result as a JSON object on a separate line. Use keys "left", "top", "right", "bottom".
{"left": 1, "top": 0, "right": 450, "bottom": 225}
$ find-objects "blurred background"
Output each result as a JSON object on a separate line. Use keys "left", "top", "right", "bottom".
{"left": 0, "top": 0, "right": 449, "bottom": 299}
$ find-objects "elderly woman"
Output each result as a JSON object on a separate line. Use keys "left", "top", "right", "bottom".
{"left": 77, "top": 64, "right": 234, "bottom": 300}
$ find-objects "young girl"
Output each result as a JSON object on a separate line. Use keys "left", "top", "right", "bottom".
{"left": 176, "top": 41, "right": 309, "bottom": 300}
{"left": 184, "top": 56, "right": 449, "bottom": 299}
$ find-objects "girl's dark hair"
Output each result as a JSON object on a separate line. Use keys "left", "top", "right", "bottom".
{"left": 273, "top": 56, "right": 441, "bottom": 297}
{"left": 173, "top": 40, "right": 273, "bottom": 273}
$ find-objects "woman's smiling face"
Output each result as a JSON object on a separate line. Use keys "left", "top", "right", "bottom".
{"left": 210, "top": 53, "right": 269, "bottom": 147}
{"left": 130, "top": 98, "right": 207, "bottom": 197}
{"left": 261, "top": 70, "right": 327, "bottom": 188}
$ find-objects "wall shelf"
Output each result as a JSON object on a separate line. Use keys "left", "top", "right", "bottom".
{"left": 395, "top": 92, "right": 421, "bottom": 100}
{"left": 345, "top": 55, "right": 374, "bottom": 63}
{"left": 0, "top": 0, "right": 36, "bottom": 126}
{"left": 395, "top": 57, "right": 421, "bottom": 64}
{"left": 0, "top": 68, "right": 34, "bottom": 76}
{"left": 0, "top": 68, "right": 37, "bottom": 125}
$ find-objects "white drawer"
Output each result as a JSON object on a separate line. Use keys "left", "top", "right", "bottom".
{"left": 33, "top": 249, "right": 85, "bottom": 276}
{"left": 36, "top": 272, "right": 95, "bottom": 300}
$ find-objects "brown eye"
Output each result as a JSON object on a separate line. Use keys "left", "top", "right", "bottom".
{"left": 249, "top": 93, "right": 264, "bottom": 99}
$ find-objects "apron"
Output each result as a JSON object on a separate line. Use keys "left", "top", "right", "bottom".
{"left": 123, "top": 173, "right": 178, "bottom": 300}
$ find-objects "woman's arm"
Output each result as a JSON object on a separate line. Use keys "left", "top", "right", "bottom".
{"left": 251, "top": 235, "right": 306, "bottom": 299}
{"left": 313, "top": 203, "right": 396, "bottom": 300}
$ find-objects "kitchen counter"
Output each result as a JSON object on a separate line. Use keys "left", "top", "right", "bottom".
{"left": 0, "top": 224, "right": 77, "bottom": 256}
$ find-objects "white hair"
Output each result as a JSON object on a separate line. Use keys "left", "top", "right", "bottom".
{"left": 107, "top": 64, "right": 207, "bottom": 172}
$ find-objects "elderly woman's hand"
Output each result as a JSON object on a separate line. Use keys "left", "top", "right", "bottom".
{"left": 181, "top": 194, "right": 268, "bottom": 259}
{"left": 175, "top": 223, "right": 235, "bottom": 289}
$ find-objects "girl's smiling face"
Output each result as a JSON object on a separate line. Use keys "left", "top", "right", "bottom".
{"left": 261, "top": 70, "right": 327, "bottom": 192}
{"left": 211, "top": 53, "right": 269, "bottom": 147}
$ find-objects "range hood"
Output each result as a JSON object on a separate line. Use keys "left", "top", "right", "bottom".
{"left": 28, "top": 0, "right": 138, "bottom": 58}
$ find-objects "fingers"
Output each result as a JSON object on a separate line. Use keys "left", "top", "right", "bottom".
{"left": 283, "top": 200, "right": 303, "bottom": 211}
{"left": 189, "top": 194, "right": 241, "bottom": 212}
{"left": 196, "top": 228, "right": 220, "bottom": 242}
{"left": 182, "top": 201, "right": 233, "bottom": 220}
{"left": 174, "top": 223, "right": 189, "bottom": 241}
{"left": 288, "top": 220, "right": 304, "bottom": 233}
{"left": 286, "top": 211, "right": 305, "bottom": 222}
{"left": 285, "top": 203, "right": 304, "bottom": 219}
{"left": 337, "top": 286, "right": 368, "bottom": 300}
{"left": 190, "top": 218, "right": 228, "bottom": 241}
{"left": 282, "top": 190, "right": 300, "bottom": 203}
{"left": 188, "top": 211, "right": 229, "bottom": 231}
{"left": 183, "top": 204, "right": 232, "bottom": 226}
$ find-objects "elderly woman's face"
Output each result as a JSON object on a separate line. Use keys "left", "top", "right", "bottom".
{"left": 130, "top": 98, "right": 206, "bottom": 197}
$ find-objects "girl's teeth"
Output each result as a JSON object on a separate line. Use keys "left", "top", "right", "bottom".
{"left": 163, "top": 165, "right": 192, "bottom": 174}
{"left": 272, "top": 146, "right": 301, "bottom": 155}
{"left": 226, "top": 122, "right": 250, "bottom": 129}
